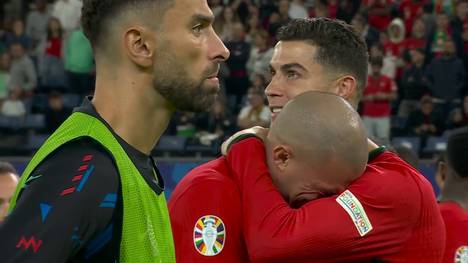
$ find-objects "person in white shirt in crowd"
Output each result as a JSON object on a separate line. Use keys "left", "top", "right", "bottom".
{"left": 9, "top": 43, "right": 37, "bottom": 95}
{"left": 26, "top": 0, "right": 51, "bottom": 53}
{"left": 237, "top": 87, "right": 270, "bottom": 129}
{"left": 1, "top": 86, "right": 26, "bottom": 117}
{"left": 246, "top": 30, "right": 274, "bottom": 83}
{"left": 52, "top": 0, "right": 82, "bottom": 36}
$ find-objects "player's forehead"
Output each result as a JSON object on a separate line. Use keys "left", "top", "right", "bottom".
{"left": 270, "top": 41, "right": 318, "bottom": 70}
{"left": 169, "top": 0, "right": 214, "bottom": 23}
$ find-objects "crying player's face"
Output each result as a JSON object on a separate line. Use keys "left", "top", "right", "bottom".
{"left": 152, "top": 0, "right": 230, "bottom": 112}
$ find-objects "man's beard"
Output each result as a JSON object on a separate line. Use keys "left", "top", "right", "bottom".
{"left": 153, "top": 48, "right": 219, "bottom": 112}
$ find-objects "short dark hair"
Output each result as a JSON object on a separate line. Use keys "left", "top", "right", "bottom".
{"left": 81, "top": 0, "right": 174, "bottom": 49}
{"left": 277, "top": 18, "right": 369, "bottom": 98}
{"left": 0, "top": 162, "right": 17, "bottom": 176}
{"left": 447, "top": 126, "right": 468, "bottom": 178}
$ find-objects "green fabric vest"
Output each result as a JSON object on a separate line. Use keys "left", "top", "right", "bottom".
{"left": 9, "top": 112, "right": 176, "bottom": 263}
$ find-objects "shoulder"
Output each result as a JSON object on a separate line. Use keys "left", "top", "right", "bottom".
{"left": 170, "top": 158, "right": 236, "bottom": 202}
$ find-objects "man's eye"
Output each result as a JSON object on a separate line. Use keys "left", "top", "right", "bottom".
{"left": 193, "top": 24, "right": 203, "bottom": 34}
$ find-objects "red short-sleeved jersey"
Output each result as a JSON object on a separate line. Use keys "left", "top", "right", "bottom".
{"left": 362, "top": 74, "right": 397, "bottom": 117}
{"left": 227, "top": 138, "right": 446, "bottom": 263}
{"left": 168, "top": 158, "right": 249, "bottom": 263}
{"left": 439, "top": 201, "right": 468, "bottom": 263}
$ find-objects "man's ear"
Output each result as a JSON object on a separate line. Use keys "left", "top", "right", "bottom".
{"left": 334, "top": 75, "right": 357, "bottom": 101}
{"left": 272, "top": 144, "right": 293, "bottom": 172}
{"left": 436, "top": 161, "right": 447, "bottom": 190}
{"left": 124, "top": 26, "right": 155, "bottom": 68}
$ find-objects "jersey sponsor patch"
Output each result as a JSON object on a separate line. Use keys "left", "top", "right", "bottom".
{"left": 193, "top": 215, "right": 225, "bottom": 256}
{"left": 455, "top": 246, "right": 468, "bottom": 263}
{"left": 336, "top": 190, "right": 373, "bottom": 237}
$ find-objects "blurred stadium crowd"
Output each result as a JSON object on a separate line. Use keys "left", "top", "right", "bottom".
{"left": 0, "top": 0, "right": 467, "bottom": 158}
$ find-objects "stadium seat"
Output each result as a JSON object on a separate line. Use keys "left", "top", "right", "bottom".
{"left": 0, "top": 116, "right": 24, "bottom": 130}
{"left": 391, "top": 137, "right": 421, "bottom": 154}
{"left": 24, "top": 114, "right": 46, "bottom": 130}
{"left": 23, "top": 134, "right": 50, "bottom": 152}
{"left": 62, "top": 93, "right": 81, "bottom": 109}
{"left": 155, "top": 136, "right": 187, "bottom": 154}
{"left": 422, "top": 136, "right": 447, "bottom": 155}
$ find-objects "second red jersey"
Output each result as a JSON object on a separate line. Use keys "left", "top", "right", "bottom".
{"left": 439, "top": 201, "right": 468, "bottom": 263}
{"left": 168, "top": 158, "right": 249, "bottom": 263}
{"left": 227, "top": 138, "right": 446, "bottom": 263}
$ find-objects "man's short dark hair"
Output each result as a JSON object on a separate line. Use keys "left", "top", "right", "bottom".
{"left": 81, "top": 0, "right": 174, "bottom": 49}
{"left": 0, "top": 162, "right": 18, "bottom": 176}
{"left": 277, "top": 18, "right": 369, "bottom": 98}
{"left": 447, "top": 126, "right": 468, "bottom": 178}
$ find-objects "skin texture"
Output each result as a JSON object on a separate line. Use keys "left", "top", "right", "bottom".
{"left": 265, "top": 91, "right": 368, "bottom": 206}
{"left": 0, "top": 173, "right": 19, "bottom": 222}
{"left": 92, "top": 0, "right": 230, "bottom": 154}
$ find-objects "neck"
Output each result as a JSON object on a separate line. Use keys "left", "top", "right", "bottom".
{"left": 92, "top": 62, "right": 173, "bottom": 155}
{"left": 440, "top": 180, "right": 468, "bottom": 211}
{"left": 415, "top": 61, "right": 424, "bottom": 67}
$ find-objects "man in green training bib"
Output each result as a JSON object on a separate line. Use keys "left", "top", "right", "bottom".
{"left": 0, "top": 0, "right": 229, "bottom": 262}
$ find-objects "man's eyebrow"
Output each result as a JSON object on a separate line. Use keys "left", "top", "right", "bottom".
{"left": 280, "top": 63, "right": 308, "bottom": 72}
{"left": 191, "top": 13, "right": 215, "bottom": 24}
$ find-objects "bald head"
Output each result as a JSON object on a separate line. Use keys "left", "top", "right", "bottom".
{"left": 268, "top": 91, "right": 368, "bottom": 193}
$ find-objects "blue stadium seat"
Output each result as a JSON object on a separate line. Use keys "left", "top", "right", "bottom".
{"left": 391, "top": 137, "right": 421, "bottom": 154}
{"left": 155, "top": 136, "right": 187, "bottom": 153}
{"left": 24, "top": 114, "right": 46, "bottom": 130}
{"left": 62, "top": 94, "right": 82, "bottom": 109}
{"left": 0, "top": 116, "right": 24, "bottom": 130}
{"left": 24, "top": 134, "right": 50, "bottom": 152}
{"left": 422, "top": 136, "right": 447, "bottom": 155}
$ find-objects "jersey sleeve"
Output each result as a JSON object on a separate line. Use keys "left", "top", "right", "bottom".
{"left": 0, "top": 139, "right": 120, "bottom": 263}
{"left": 226, "top": 138, "right": 414, "bottom": 263}
{"left": 168, "top": 162, "right": 247, "bottom": 263}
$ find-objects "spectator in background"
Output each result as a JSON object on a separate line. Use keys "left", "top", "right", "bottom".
{"left": 337, "top": 0, "right": 361, "bottom": 23}
{"left": 195, "top": 98, "right": 235, "bottom": 141}
{"left": 237, "top": 87, "right": 270, "bottom": 129}
{"left": 289, "top": 0, "right": 309, "bottom": 19}
{"left": 1, "top": 87, "right": 26, "bottom": 118}
{"left": 361, "top": 56, "right": 397, "bottom": 145}
{"left": 448, "top": 94, "right": 468, "bottom": 129}
{"left": 0, "top": 53, "right": 11, "bottom": 102}
{"left": 451, "top": 0, "right": 468, "bottom": 35}
{"left": 399, "top": 0, "right": 425, "bottom": 36}
{"left": 208, "top": 0, "right": 224, "bottom": 18}
{"left": 245, "top": 12, "right": 262, "bottom": 43}
{"left": 52, "top": 0, "right": 82, "bottom": 36}
{"left": 5, "top": 19, "right": 31, "bottom": 51}
{"left": 369, "top": 43, "right": 397, "bottom": 79}
{"left": 360, "top": 0, "right": 393, "bottom": 32}
{"left": 246, "top": 30, "right": 273, "bottom": 82}
{"left": 426, "top": 38, "right": 465, "bottom": 117}
{"left": 9, "top": 42, "right": 37, "bottom": 95}
{"left": 214, "top": 6, "right": 239, "bottom": 42}
{"left": 38, "top": 17, "right": 67, "bottom": 90}
{"left": 26, "top": 0, "right": 51, "bottom": 53}
{"left": 65, "top": 26, "right": 94, "bottom": 96}
{"left": 44, "top": 91, "right": 71, "bottom": 133}
{"left": 406, "top": 95, "right": 445, "bottom": 140}
{"left": 428, "top": 12, "right": 452, "bottom": 58}
{"left": 352, "top": 13, "right": 380, "bottom": 52}
{"left": 403, "top": 18, "right": 428, "bottom": 51}
{"left": 0, "top": 162, "right": 19, "bottom": 224}
{"left": 399, "top": 48, "right": 429, "bottom": 117}
{"left": 225, "top": 22, "right": 251, "bottom": 110}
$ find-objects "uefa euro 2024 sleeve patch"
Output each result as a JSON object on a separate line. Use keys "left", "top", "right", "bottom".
{"left": 336, "top": 190, "right": 373, "bottom": 237}
{"left": 455, "top": 246, "right": 468, "bottom": 263}
{"left": 193, "top": 215, "right": 226, "bottom": 256}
